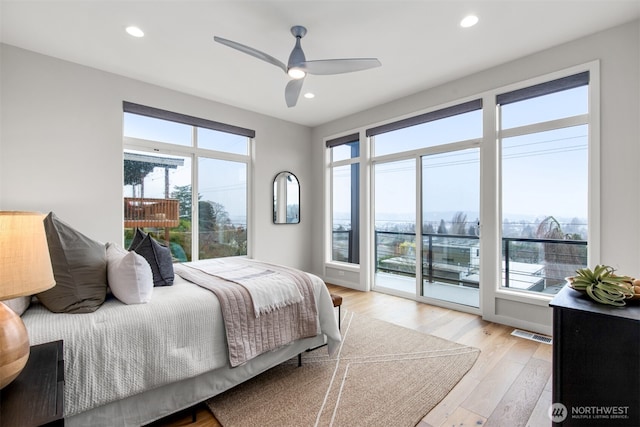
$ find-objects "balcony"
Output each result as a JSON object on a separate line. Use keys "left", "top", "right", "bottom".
{"left": 124, "top": 197, "right": 180, "bottom": 229}
{"left": 502, "top": 236, "right": 587, "bottom": 294}
{"left": 333, "top": 230, "right": 587, "bottom": 296}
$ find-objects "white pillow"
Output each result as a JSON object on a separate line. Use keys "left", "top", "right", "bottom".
{"left": 106, "top": 242, "right": 153, "bottom": 304}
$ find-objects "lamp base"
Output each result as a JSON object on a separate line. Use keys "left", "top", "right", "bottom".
{"left": 0, "top": 301, "right": 30, "bottom": 389}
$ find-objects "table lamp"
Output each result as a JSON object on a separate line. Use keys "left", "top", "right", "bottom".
{"left": 0, "top": 211, "right": 55, "bottom": 389}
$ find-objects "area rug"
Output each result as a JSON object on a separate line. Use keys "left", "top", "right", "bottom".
{"left": 206, "top": 311, "right": 480, "bottom": 427}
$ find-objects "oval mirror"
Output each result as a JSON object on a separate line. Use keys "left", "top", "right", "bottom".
{"left": 273, "top": 171, "right": 300, "bottom": 224}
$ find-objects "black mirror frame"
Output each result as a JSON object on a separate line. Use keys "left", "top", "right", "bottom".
{"left": 273, "top": 171, "right": 300, "bottom": 224}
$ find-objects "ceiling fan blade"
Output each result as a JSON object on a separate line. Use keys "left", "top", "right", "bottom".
{"left": 299, "top": 58, "right": 381, "bottom": 75}
{"left": 285, "top": 78, "right": 304, "bottom": 108}
{"left": 214, "top": 36, "right": 287, "bottom": 73}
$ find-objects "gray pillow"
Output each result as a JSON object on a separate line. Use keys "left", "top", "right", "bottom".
{"left": 131, "top": 233, "right": 174, "bottom": 287}
{"left": 37, "top": 212, "right": 107, "bottom": 313}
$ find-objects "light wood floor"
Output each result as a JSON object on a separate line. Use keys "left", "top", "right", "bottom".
{"left": 152, "top": 284, "right": 553, "bottom": 427}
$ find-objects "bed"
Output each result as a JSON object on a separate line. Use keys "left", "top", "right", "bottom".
{"left": 22, "top": 257, "right": 341, "bottom": 426}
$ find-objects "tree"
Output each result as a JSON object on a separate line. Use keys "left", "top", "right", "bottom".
{"left": 467, "top": 218, "right": 479, "bottom": 236}
{"left": 536, "top": 215, "right": 563, "bottom": 240}
{"left": 199, "top": 200, "right": 215, "bottom": 231}
{"left": 565, "top": 217, "right": 585, "bottom": 239}
{"left": 423, "top": 222, "right": 435, "bottom": 234}
{"left": 502, "top": 218, "right": 514, "bottom": 237}
{"left": 451, "top": 212, "right": 467, "bottom": 235}
{"left": 199, "top": 200, "right": 230, "bottom": 231}
{"left": 437, "top": 219, "right": 448, "bottom": 234}
{"left": 123, "top": 160, "right": 157, "bottom": 197}
{"left": 536, "top": 216, "right": 585, "bottom": 285}
{"left": 169, "top": 185, "right": 243, "bottom": 258}
{"left": 171, "top": 185, "right": 193, "bottom": 218}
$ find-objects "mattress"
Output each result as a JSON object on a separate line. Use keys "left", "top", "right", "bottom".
{"left": 22, "top": 262, "right": 341, "bottom": 425}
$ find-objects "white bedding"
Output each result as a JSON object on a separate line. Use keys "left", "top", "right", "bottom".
{"left": 22, "top": 265, "right": 341, "bottom": 423}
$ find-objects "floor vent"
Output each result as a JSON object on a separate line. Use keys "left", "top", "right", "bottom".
{"left": 511, "top": 329, "right": 552, "bottom": 345}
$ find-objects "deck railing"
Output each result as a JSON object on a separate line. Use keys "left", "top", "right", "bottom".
{"left": 333, "top": 229, "right": 587, "bottom": 292}
{"left": 124, "top": 197, "right": 180, "bottom": 228}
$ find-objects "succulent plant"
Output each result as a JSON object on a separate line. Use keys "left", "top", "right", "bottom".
{"left": 568, "top": 265, "right": 635, "bottom": 306}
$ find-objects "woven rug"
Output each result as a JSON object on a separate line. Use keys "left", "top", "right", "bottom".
{"left": 206, "top": 311, "right": 480, "bottom": 427}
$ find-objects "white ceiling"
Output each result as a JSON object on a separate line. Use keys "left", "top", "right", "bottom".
{"left": 2, "top": 1, "right": 639, "bottom": 127}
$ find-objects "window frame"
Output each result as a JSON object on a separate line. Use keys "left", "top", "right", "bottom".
{"left": 492, "top": 63, "right": 600, "bottom": 305}
{"left": 122, "top": 103, "right": 254, "bottom": 261}
{"left": 322, "top": 61, "right": 600, "bottom": 313}
{"left": 326, "top": 133, "right": 361, "bottom": 266}
{"left": 367, "top": 99, "right": 483, "bottom": 304}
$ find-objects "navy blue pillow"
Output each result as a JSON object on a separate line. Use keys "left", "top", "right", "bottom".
{"left": 131, "top": 232, "right": 174, "bottom": 287}
{"left": 127, "top": 228, "right": 147, "bottom": 251}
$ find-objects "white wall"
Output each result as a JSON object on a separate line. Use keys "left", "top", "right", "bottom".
{"left": 0, "top": 44, "right": 313, "bottom": 271}
{"left": 310, "top": 20, "right": 640, "bottom": 333}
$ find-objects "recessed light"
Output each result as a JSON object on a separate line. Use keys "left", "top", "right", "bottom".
{"left": 460, "top": 15, "right": 479, "bottom": 28}
{"left": 126, "top": 26, "right": 145, "bottom": 38}
{"left": 304, "top": 92, "right": 315, "bottom": 99}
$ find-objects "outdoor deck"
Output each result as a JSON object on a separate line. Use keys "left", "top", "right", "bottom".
{"left": 124, "top": 197, "right": 180, "bottom": 228}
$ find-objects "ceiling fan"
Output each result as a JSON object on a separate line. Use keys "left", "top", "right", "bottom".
{"left": 214, "top": 25, "right": 381, "bottom": 108}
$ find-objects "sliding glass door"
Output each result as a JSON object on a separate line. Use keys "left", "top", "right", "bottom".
{"left": 369, "top": 100, "right": 482, "bottom": 307}
{"left": 373, "top": 159, "right": 417, "bottom": 294}
{"left": 421, "top": 148, "right": 480, "bottom": 308}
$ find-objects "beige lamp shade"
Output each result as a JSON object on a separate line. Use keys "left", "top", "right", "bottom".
{"left": 0, "top": 211, "right": 55, "bottom": 389}
{"left": 0, "top": 211, "right": 55, "bottom": 300}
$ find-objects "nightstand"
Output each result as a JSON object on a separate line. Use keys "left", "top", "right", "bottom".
{"left": 0, "top": 340, "right": 64, "bottom": 426}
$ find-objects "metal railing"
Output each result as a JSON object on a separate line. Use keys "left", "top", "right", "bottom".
{"left": 331, "top": 229, "right": 353, "bottom": 263}
{"left": 502, "top": 236, "right": 587, "bottom": 290}
{"left": 333, "top": 229, "right": 588, "bottom": 291}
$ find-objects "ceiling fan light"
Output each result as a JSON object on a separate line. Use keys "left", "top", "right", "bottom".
{"left": 288, "top": 68, "right": 306, "bottom": 79}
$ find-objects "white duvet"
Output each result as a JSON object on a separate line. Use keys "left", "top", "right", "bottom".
{"left": 22, "top": 269, "right": 340, "bottom": 418}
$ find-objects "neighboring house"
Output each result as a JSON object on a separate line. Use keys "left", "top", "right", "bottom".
{"left": 1, "top": 19, "right": 638, "bottom": 335}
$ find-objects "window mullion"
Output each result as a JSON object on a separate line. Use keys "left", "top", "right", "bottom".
{"left": 124, "top": 136, "right": 193, "bottom": 155}
{"left": 372, "top": 138, "right": 481, "bottom": 164}
{"left": 191, "top": 150, "right": 199, "bottom": 262}
{"left": 331, "top": 157, "right": 359, "bottom": 168}
{"left": 500, "top": 114, "right": 589, "bottom": 139}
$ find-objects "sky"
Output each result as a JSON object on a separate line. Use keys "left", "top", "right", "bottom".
{"left": 363, "top": 122, "right": 588, "bottom": 223}
{"left": 343, "top": 85, "right": 590, "bottom": 229}
{"left": 122, "top": 84, "right": 589, "bottom": 231}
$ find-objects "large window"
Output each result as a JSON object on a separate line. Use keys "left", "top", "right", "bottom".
{"left": 122, "top": 102, "right": 253, "bottom": 261}
{"left": 323, "top": 65, "right": 597, "bottom": 317}
{"left": 328, "top": 134, "right": 360, "bottom": 264}
{"left": 498, "top": 72, "right": 590, "bottom": 295}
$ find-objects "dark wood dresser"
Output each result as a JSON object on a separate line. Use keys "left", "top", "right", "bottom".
{"left": 550, "top": 286, "right": 639, "bottom": 426}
